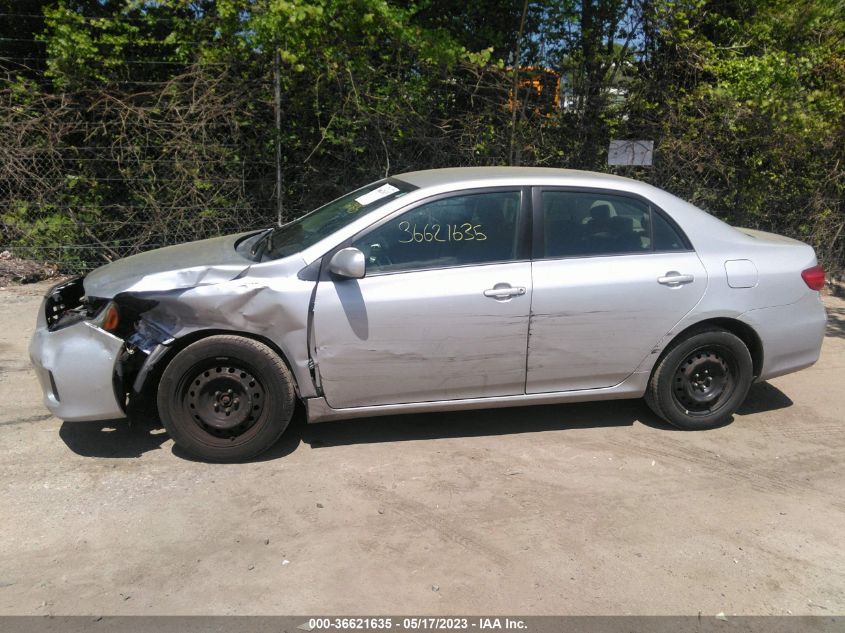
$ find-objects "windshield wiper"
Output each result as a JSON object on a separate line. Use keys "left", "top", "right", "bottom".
{"left": 250, "top": 227, "right": 275, "bottom": 260}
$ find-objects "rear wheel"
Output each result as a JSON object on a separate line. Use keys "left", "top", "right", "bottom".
{"left": 157, "top": 335, "right": 295, "bottom": 462}
{"left": 645, "top": 328, "right": 753, "bottom": 430}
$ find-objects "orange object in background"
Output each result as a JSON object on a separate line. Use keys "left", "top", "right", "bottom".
{"left": 508, "top": 67, "right": 561, "bottom": 114}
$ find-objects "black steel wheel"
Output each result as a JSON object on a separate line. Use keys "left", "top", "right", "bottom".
{"left": 182, "top": 363, "right": 265, "bottom": 439}
{"left": 645, "top": 327, "right": 753, "bottom": 430}
{"left": 671, "top": 346, "right": 738, "bottom": 416}
{"left": 158, "top": 335, "right": 295, "bottom": 462}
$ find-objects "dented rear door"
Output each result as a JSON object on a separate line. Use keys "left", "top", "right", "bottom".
{"left": 526, "top": 252, "right": 706, "bottom": 393}
{"left": 526, "top": 187, "right": 707, "bottom": 393}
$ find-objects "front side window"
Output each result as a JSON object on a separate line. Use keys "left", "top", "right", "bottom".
{"left": 541, "top": 190, "right": 687, "bottom": 258}
{"left": 353, "top": 191, "right": 522, "bottom": 273}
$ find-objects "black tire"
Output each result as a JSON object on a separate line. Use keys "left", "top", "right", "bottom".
{"left": 645, "top": 327, "right": 753, "bottom": 430}
{"left": 157, "top": 335, "right": 295, "bottom": 462}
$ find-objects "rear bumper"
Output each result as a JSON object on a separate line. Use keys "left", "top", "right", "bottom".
{"left": 29, "top": 299, "right": 127, "bottom": 422}
{"left": 740, "top": 293, "right": 827, "bottom": 381}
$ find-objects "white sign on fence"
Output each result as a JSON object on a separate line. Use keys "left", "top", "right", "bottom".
{"left": 608, "top": 140, "right": 654, "bottom": 166}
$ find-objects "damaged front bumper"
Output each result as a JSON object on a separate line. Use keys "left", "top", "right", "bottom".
{"left": 29, "top": 283, "right": 128, "bottom": 422}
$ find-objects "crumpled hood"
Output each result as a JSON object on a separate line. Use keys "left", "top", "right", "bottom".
{"left": 83, "top": 232, "right": 256, "bottom": 298}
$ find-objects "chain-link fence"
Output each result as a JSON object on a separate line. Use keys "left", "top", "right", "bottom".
{"left": 0, "top": 61, "right": 285, "bottom": 274}
{"left": 4, "top": 26, "right": 841, "bottom": 279}
{"left": 0, "top": 54, "right": 519, "bottom": 276}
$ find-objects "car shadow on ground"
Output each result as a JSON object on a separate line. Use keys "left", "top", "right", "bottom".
{"left": 294, "top": 399, "right": 664, "bottom": 452}
{"left": 735, "top": 381, "right": 794, "bottom": 415}
{"left": 58, "top": 382, "right": 794, "bottom": 461}
{"left": 258, "top": 381, "right": 794, "bottom": 459}
{"left": 59, "top": 417, "right": 170, "bottom": 459}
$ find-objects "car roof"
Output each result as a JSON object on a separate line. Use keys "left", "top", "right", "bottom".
{"left": 394, "top": 166, "right": 643, "bottom": 190}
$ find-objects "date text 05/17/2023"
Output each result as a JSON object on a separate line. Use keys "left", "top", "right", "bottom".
{"left": 307, "top": 617, "right": 527, "bottom": 630}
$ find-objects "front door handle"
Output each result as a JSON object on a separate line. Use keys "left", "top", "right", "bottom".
{"left": 658, "top": 271, "right": 695, "bottom": 286}
{"left": 483, "top": 284, "right": 526, "bottom": 299}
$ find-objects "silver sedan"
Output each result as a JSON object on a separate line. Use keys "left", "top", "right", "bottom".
{"left": 30, "top": 167, "right": 827, "bottom": 461}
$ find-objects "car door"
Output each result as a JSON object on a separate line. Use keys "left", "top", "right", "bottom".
{"left": 526, "top": 188, "right": 707, "bottom": 393}
{"left": 313, "top": 188, "right": 533, "bottom": 409}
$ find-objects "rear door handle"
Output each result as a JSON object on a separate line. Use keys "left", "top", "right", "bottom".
{"left": 657, "top": 272, "right": 695, "bottom": 286}
{"left": 483, "top": 285, "right": 526, "bottom": 299}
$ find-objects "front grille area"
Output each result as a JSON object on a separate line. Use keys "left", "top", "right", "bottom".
{"left": 44, "top": 277, "right": 85, "bottom": 330}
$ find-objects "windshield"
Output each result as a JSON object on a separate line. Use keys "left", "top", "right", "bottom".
{"left": 259, "top": 178, "right": 417, "bottom": 261}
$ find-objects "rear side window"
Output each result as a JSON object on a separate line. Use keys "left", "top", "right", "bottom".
{"left": 541, "top": 191, "right": 688, "bottom": 258}
{"left": 353, "top": 191, "right": 521, "bottom": 273}
{"left": 651, "top": 209, "right": 688, "bottom": 251}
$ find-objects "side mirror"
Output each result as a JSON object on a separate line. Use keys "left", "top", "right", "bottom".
{"left": 328, "top": 247, "right": 366, "bottom": 280}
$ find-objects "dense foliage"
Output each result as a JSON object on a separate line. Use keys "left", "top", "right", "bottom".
{"left": 1, "top": 0, "right": 843, "bottom": 273}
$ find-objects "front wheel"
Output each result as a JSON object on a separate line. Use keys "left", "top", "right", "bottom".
{"left": 157, "top": 335, "right": 295, "bottom": 462}
{"left": 645, "top": 328, "right": 753, "bottom": 430}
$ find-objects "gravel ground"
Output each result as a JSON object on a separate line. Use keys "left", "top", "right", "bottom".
{"left": 1, "top": 281, "right": 843, "bottom": 615}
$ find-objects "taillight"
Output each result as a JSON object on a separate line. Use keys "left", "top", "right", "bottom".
{"left": 801, "top": 265, "right": 825, "bottom": 291}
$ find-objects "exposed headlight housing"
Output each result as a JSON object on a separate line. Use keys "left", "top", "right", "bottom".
{"left": 94, "top": 302, "right": 121, "bottom": 333}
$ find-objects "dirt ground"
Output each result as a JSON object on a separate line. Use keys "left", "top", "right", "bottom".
{"left": 0, "top": 281, "right": 843, "bottom": 616}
